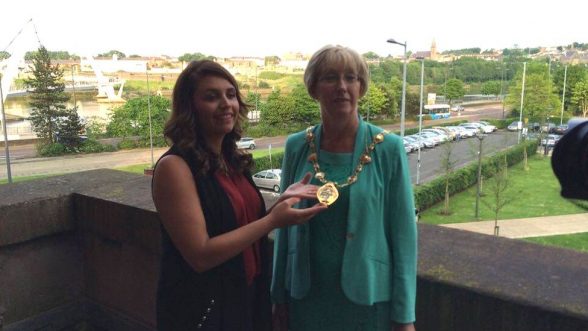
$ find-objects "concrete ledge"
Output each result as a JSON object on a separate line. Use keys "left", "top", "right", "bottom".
{"left": 417, "top": 224, "right": 588, "bottom": 330}
{"left": 1, "top": 170, "right": 588, "bottom": 330}
{"left": 0, "top": 233, "right": 83, "bottom": 327}
{"left": 0, "top": 196, "right": 73, "bottom": 246}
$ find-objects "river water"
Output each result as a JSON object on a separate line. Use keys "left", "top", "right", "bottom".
{"left": 3, "top": 91, "right": 124, "bottom": 137}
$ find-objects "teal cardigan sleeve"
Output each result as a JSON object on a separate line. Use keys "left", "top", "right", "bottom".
{"left": 387, "top": 136, "right": 418, "bottom": 323}
{"left": 270, "top": 135, "right": 296, "bottom": 304}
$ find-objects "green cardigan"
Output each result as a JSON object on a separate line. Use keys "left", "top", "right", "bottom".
{"left": 271, "top": 120, "right": 417, "bottom": 323}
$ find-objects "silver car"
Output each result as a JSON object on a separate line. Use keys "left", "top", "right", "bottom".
{"left": 236, "top": 137, "right": 256, "bottom": 150}
{"left": 252, "top": 169, "right": 281, "bottom": 192}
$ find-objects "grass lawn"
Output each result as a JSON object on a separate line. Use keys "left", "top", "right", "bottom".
{"left": 0, "top": 174, "right": 58, "bottom": 185}
{"left": 524, "top": 232, "right": 588, "bottom": 253}
{"left": 419, "top": 155, "right": 588, "bottom": 225}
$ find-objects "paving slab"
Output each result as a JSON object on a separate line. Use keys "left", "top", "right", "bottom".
{"left": 441, "top": 213, "right": 588, "bottom": 238}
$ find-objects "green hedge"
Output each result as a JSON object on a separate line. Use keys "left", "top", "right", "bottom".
{"left": 255, "top": 138, "right": 540, "bottom": 212}
{"left": 252, "top": 151, "right": 285, "bottom": 173}
{"left": 413, "top": 139, "right": 539, "bottom": 211}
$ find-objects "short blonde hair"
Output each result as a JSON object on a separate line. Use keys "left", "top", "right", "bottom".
{"left": 304, "top": 45, "right": 369, "bottom": 99}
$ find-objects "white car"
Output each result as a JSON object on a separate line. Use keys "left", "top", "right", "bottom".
{"left": 475, "top": 121, "right": 497, "bottom": 132}
{"left": 236, "top": 137, "right": 256, "bottom": 150}
{"left": 252, "top": 169, "right": 281, "bottom": 192}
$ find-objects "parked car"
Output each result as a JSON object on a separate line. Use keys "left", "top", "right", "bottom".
{"left": 507, "top": 121, "right": 523, "bottom": 131}
{"left": 450, "top": 105, "right": 464, "bottom": 112}
{"left": 432, "top": 126, "right": 457, "bottom": 140}
{"left": 422, "top": 129, "right": 449, "bottom": 143}
{"left": 446, "top": 126, "right": 473, "bottom": 139}
{"left": 541, "top": 134, "right": 561, "bottom": 147}
{"left": 465, "top": 122, "right": 495, "bottom": 134}
{"left": 527, "top": 122, "right": 541, "bottom": 132}
{"left": 553, "top": 124, "right": 568, "bottom": 135}
{"left": 252, "top": 169, "right": 281, "bottom": 192}
{"left": 236, "top": 137, "right": 256, "bottom": 149}
{"left": 408, "top": 134, "right": 435, "bottom": 148}
{"left": 541, "top": 122, "right": 557, "bottom": 133}
{"left": 476, "top": 121, "right": 497, "bottom": 132}
{"left": 403, "top": 141, "right": 414, "bottom": 153}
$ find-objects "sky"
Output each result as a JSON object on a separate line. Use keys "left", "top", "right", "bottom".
{"left": 1, "top": 0, "right": 587, "bottom": 59}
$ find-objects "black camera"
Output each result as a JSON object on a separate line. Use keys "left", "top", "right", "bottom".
{"left": 552, "top": 119, "right": 588, "bottom": 200}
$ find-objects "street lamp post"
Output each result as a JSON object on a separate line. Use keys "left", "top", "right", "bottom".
{"left": 0, "top": 78, "right": 13, "bottom": 183}
{"left": 499, "top": 62, "right": 506, "bottom": 119}
{"left": 474, "top": 134, "right": 486, "bottom": 219}
{"left": 518, "top": 62, "right": 527, "bottom": 144}
{"left": 387, "top": 38, "right": 407, "bottom": 137}
{"left": 560, "top": 65, "right": 568, "bottom": 125}
{"left": 416, "top": 57, "right": 425, "bottom": 185}
{"left": 146, "top": 68, "right": 154, "bottom": 170}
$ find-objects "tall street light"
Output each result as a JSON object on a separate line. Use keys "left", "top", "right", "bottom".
{"left": 518, "top": 62, "right": 527, "bottom": 144}
{"left": 474, "top": 134, "right": 486, "bottom": 219}
{"left": 560, "top": 65, "right": 568, "bottom": 125}
{"left": 387, "top": 38, "right": 407, "bottom": 137}
{"left": 146, "top": 68, "right": 154, "bottom": 171}
{"left": 416, "top": 57, "right": 425, "bottom": 185}
{"left": 0, "top": 78, "right": 13, "bottom": 183}
{"left": 499, "top": 62, "right": 506, "bottom": 119}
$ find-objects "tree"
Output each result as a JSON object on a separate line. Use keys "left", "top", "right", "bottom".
{"left": 404, "top": 92, "right": 421, "bottom": 118}
{"left": 359, "top": 84, "right": 387, "bottom": 119}
{"left": 0, "top": 51, "right": 10, "bottom": 60}
{"left": 378, "top": 78, "right": 402, "bottom": 118}
{"left": 264, "top": 56, "right": 280, "bottom": 66}
{"left": 260, "top": 89, "right": 293, "bottom": 128}
{"left": 106, "top": 95, "right": 171, "bottom": 143}
{"left": 362, "top": 51, "right": 380, "bottom": 60}
{"left": 287, "top": 84, "right": 320, "bottom": 125}
{"left": 24, "top": 46, "right": 70, "bottom": 144}
{"left": 56, "top": 107, "right": 86, "bottom": 151}
{"left": 481, "top": 160, "right": 513, "bottom": 236}
{"left": 552, "top": 64, "right": 586, "bottom": 114}
{"left": 571, "top": 79, "right": 588, "bottom": 117}
{"left": 506, "top": 66, "right": 560, "bottom": 120}
{"left": 445, "top": 78, "right": 465, "bottom": 105}
{"left": 97, "top": 50, "right": 126, "bottom": 58}
{"left": 439, "top": 141, "right": 457, "bottom": 215}
{"left": 178, "top": 52, "right": 210, "bottom": 62}
{"left": 481, "top": 80, "right": 502, "bottom": 96}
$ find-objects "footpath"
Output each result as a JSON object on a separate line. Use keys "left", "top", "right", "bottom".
{"left": 441, "top": 213, "right": 588, "bottom": 238}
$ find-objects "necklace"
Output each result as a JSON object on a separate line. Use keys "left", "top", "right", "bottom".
{"left": 306, "top": 126, "right": 388, "bottom": 205}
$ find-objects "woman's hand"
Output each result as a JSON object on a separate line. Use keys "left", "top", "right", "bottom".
{"left": 268, "top": 197, "right": 327, "bottom": 229}
{"left": 280, "top": 172, "right": 319, "bottom": 201}
{"left": 392, "top": 322, "right": 415, "bottom": 331}
{"left": 272, "top": 303, "right": 289, "bottom": 331}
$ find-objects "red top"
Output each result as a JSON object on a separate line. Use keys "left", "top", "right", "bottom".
{"left": 214, "top": 170, "right": 262, "bottom": 285}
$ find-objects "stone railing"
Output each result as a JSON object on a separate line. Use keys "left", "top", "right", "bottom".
{"left": 0, "top": 170, "right": 587, "bottom": 330}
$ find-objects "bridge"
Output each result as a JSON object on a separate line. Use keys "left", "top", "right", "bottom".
{"left": 1, "top": 20, "right": 125, "bottom": 107}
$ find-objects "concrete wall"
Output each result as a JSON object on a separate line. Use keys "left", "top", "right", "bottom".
{"left": 0, "top": 169, "right": 587, "bottom": 330}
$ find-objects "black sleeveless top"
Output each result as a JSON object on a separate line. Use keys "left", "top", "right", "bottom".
{"left": 153, "top": 146, "right": 271, "bottom": 331}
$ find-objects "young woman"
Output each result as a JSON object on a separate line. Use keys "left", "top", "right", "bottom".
{"left": 152, "top": 60, "right": 326, "bottom": 330}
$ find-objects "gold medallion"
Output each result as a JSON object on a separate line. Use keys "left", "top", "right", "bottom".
{"left": 317, "top": 182, "right": 339, "bottom": 206}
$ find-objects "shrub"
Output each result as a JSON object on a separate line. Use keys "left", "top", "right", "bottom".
{"left": 38, "top": 143, "right": 67, "bottom": 156}
{"left": 413, "top": 139, "right": 539, "bottom": 211}
{"left": 79, "top": 139, "right": 117, "bottom": 153}
{"left": 252, "top": 152, "right": 285, "bottom": 173}
{"left": 118, "top": 139, "right": 139, "bottom": 149}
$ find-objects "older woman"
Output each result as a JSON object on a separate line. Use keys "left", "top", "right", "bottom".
{"left": 271, "top": 45, "right": 417, "bottom": 331}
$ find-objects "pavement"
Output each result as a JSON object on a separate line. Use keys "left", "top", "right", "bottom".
{"left": 441, "top": 213, "right": 588, "bottom": 238}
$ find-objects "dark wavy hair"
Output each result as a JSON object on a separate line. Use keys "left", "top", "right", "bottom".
{"left": 164, "top": 60, "right": 253, "bottom": 176}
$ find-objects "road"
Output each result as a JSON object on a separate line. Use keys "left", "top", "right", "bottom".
{"left": 0, "top": 104, "right": 511, "bottom": 182}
